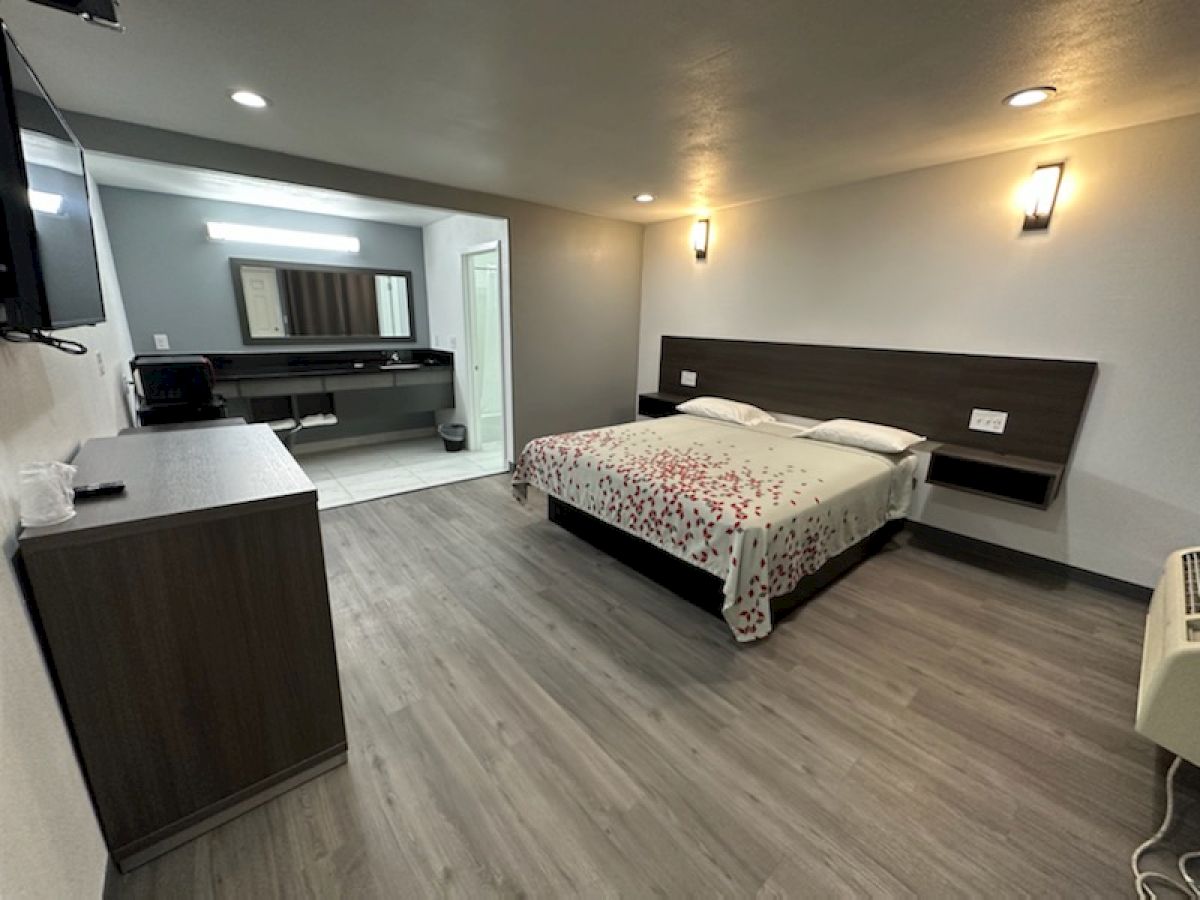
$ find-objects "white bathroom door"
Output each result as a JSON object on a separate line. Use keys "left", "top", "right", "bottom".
{"left": 462, "top": 247, "right": 504, "bottom": 453}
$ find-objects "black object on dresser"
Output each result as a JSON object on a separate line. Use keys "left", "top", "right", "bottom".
{"left": 18, "top": 425, "right": 347, "bottom": 872}
{"left": 637, "top": 391, "right": 688, "bottom": 418}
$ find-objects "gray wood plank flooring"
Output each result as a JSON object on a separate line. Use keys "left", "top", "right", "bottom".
{"left": 107, "top": 474, "right": 1192, "bottom": 898}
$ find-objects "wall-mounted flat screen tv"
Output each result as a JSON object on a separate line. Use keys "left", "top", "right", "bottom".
{"left": 0, "top": 22, "right": 104, "bottom": 331}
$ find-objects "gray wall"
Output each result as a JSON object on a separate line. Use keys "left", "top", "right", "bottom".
{"left": 99, "top": 186, "right": 431, "bottom": 353}
{"left": 70, "top": 113, "right": 645, "bottom": 452}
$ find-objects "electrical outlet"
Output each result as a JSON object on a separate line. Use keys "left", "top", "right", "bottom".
{"left": 969, "top": 408, "right": 1008, "bottom": 434}
{"left": 680, "top": 370, "right": 698, "bottom": 388}
{"left": 153, "top": 333, "right": 170, "bottom": 350}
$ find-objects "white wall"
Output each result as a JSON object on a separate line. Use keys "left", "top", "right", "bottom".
{"left": 639, "top": 113, "right": 1200, "bottom": 588}
{"left": 423, "top": 214, "right": 512, "bottom": 457}
{"left": 1, "top": 181, "right": 133, "bottom": 897}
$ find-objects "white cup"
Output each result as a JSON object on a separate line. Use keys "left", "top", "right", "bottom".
{"left": 19, "top": 461, "right": 78, "bottom": 527}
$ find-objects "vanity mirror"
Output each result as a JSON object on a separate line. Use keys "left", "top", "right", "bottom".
{"left": 231, "top": 259, "right": 415, "bottom": 344}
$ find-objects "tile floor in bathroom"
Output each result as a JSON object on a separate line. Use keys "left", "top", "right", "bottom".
{"left": 294, "top": 436, "right": 507, "bottom": 510}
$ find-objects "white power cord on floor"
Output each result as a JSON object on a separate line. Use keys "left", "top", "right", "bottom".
{"left": 1131, "top": 755, "right": 1200, "bottom": 898}
{"left": 1179, "top": 851, "right": 1200, "bottom": 895}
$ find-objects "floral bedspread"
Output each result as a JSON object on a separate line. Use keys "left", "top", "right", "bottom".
{"left": 513, "top": 415, "right": 914, "bottom": 642}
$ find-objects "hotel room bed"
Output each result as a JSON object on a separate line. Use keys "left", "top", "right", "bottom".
{"left": 513, "top": 414, "right": 915, "bottom": 642}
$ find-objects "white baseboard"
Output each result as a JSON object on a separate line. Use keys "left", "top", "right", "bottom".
{"left": 292, "top": 426, "right": 436, "bottom": 456}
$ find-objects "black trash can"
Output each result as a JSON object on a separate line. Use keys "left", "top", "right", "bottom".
{"left": 437, "top": 423, "right": 467, "bottom": 452}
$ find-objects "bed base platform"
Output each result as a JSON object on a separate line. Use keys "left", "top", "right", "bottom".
{"left": 547, "top": 495, "right": 903, "bottom": 624}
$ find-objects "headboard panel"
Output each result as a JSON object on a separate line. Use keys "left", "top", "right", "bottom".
{"left": 658, "top": 336, "right": 1097, "bottom": 464}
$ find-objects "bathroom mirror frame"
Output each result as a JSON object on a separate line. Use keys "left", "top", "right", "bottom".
{"left": 230, "top": 258, "right": 417, "bottom": 345}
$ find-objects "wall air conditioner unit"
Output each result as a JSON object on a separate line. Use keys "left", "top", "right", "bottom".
{"left": 1136, "top": 547, "right": 1200, "bottom": 764}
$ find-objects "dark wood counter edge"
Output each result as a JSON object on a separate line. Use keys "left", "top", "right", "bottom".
{"left": 18, "top": 489, "right": 318, "bottom": 552}
{"left": 213, "top": 364, "right": 454, "bottom": 383}
{"left": 112, "top": 743, "right": 347, "bottom": 873}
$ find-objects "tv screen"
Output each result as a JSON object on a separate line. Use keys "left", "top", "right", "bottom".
{"left": 0, "top": 23, "right": 104, "bottom": 331}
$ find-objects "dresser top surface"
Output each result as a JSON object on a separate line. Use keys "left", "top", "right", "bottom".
{"left": 20, "top": 424, "right": 313, "bottom": 548}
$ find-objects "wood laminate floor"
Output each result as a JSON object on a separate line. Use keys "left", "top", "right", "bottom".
{"left": 108, "top": 475, "right": 1194, "bottom": 898}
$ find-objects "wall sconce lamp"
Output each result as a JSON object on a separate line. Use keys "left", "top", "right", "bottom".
{"left": 692, "top": 218, "right": 710, "bottom": 260}
{"left": 1023, "top": 162, "right": 1065, "bottom": 232}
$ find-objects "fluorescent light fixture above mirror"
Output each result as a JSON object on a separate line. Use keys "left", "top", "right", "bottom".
{"left": 29, "top": 188, "right": 64, "bottom": 215}
{"left": 205, "top": 221, "right": 361, "bottom": 253}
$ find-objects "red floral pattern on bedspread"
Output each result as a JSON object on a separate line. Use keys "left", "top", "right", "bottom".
{"left": 513, "top": 422, "right": 889, "bottom": 642}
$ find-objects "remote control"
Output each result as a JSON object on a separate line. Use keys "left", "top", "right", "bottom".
{"left": 74, "top": 480, "right": 126, "bottom": 499}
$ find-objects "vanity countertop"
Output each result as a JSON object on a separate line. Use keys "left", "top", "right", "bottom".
{"left": 134, "top": 349, "right": 455, "bottom": 382}
{"left": 214, "top": 362, "right": 445, "bottom": 381}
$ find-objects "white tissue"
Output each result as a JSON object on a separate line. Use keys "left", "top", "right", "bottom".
{"left": 19, "top": 461, "right": 77, "bottom": 527}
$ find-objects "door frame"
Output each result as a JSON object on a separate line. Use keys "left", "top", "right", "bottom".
{"left": 459, "top": 239, "right": 512, "bottom": 463}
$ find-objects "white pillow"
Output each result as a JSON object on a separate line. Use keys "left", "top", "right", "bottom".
{"left": 803, "top": 418, "right": 925, "bottom": 454}
{"left": 677, "top": 396, "right": 776, "bottom": 427}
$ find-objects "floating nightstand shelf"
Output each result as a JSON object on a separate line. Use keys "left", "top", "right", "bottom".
{"left": 637, "top": 391, "right": 687, "bottom": 419}
{"left": 926, "top": 444, "right": 1065, "bottom": 509}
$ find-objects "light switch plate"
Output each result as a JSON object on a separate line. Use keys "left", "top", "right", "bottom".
{"left": 969, "top": 408, "right": 1008, "bottom": 434}
{"left": 680, "top": 369, "right": 698, "bottom": 387}
{"left": 153, "top": 333, "right": 170, "bottom": 350}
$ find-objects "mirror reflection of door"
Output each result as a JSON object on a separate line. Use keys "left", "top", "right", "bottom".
{"left": 463, "top": 247, "right": 503, "bottom": 452}
{"left": 374, "top": 274, "right": 412, "bottom": 338}
{"left": 240, "top": 266, "right": 286, "bottom": 337}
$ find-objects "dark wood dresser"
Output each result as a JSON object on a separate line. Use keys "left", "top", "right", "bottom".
{"left": 19, "top": 424, "right": 346, "bottom": 872}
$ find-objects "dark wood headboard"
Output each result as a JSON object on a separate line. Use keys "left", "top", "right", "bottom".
{"left": 658, "top": 336, "right": 1097, "bottom": 465}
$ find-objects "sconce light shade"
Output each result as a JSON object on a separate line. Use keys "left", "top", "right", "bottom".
{"left": 1023, "top": 162, "right": 1065, "bottom": 231}
{"left": 692, "top": 218, "right": 710, "bottom": 260}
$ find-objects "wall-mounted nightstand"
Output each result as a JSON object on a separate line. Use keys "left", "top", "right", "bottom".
{"left": 926, "top": 443, "right": 1065, "bottom": 509}
{"left": 637, "top": 392, "right": 688, "bottom": 419}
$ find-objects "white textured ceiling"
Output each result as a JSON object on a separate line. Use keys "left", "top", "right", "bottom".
{"left": 4, "top": 0, "right": 1200, "bottom": 223}
{"left": 86, "top": 152, "right": 458, "bottom": 227}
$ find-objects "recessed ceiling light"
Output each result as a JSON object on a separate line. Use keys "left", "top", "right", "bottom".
{"left": 633, "top": 193, "right": 655, "bottom": 203}
{"left": 230, "top": 90, "right": 270, "bottom": 109}
{"left": 1003, "top": 86, "right": 1056, "bottom": 108}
